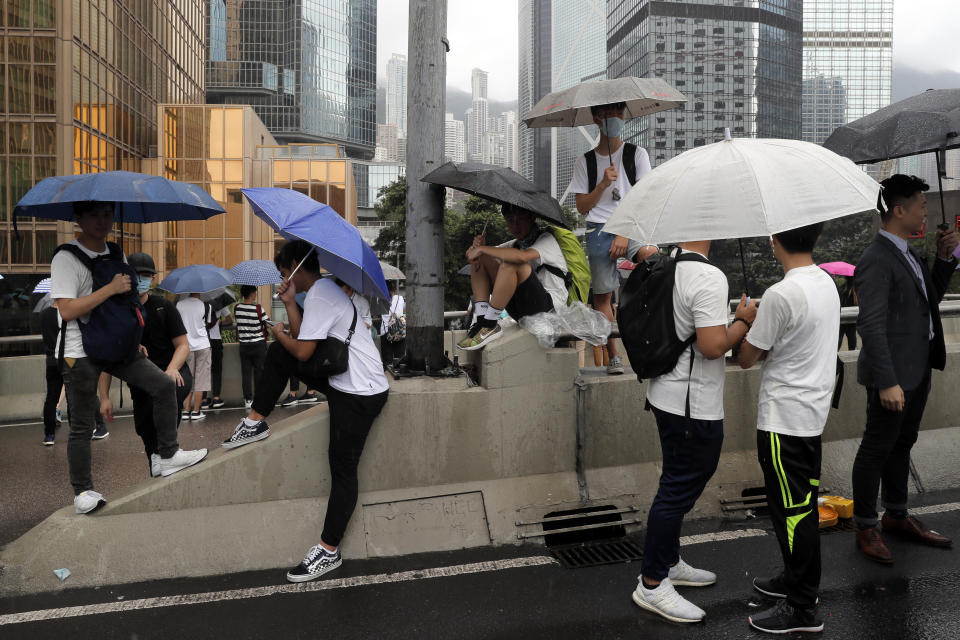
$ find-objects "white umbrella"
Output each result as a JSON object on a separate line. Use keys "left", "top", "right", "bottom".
{"left": 379, "top": 261, "right": 405, "bottom": 280}
{"left": 602, "top": 132, "right": 880, "bottom": 245}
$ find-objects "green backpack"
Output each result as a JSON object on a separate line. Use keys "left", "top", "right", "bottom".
{"left": 536, "top": 225, "right": 591, "bottom": 306}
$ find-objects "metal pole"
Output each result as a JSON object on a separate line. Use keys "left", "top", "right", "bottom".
{"left": 936, "top": 148, "right": 948, "bottom": 229}
{"left": 405, "top": 0, "right": 448, "bottom": 371}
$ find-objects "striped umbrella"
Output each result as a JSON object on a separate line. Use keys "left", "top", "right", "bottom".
{"left": 33, "top": 277, "right": 51, "bottom": 293}
{"left": 229, "top": 260, "right": 283, "bottom": 286}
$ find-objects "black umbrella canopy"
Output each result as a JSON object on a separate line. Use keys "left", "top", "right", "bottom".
{"left": 421, "top": 162, "right": 566, "bottom": 227}
{"left": 823, "top": 88, "right": 960, "bottom": 164}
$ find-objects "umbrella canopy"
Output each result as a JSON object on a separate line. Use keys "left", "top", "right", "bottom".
{"left": 33, "top": 277, "right": 51, "bottom": 294}
{"left": 602, "top": 134, "right": 880, "bottom": 245}
{"left": 522, "top": 77, "right": 687, "bottom": 128}
{"left": 379, "top": 261, "right": 405, "bottom": 280}
{"left": 241, "top": 187, "right": 388, "bottom": 299}
{"left": 13, "top": 171, "right": 225, "bottom": 223}
{"left": 229, "top": 259, "right": 283, "bottom": 286}
{"left": 421, "top": 162, "right": 565, "bottom": 226}
{"left": 159, "top": 265, "right": 233, "bottom": 295}
{"left": 823, "top": 89, "right": 960, "bottom": 165}
{"left": 819, "top": 261, "right": 856, "bottom": 277}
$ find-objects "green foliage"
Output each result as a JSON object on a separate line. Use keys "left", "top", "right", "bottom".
{"left": 372, "top": 176, "right": 408, "bottom": 265}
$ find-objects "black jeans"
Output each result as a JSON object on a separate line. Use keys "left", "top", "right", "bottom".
{"left": 838, "top": 323, "right": 857, "bottom": 350}
{"left": 43, "top": 357, "right": 63, "bottom": 438}
{"left": 380, "top": 338, "right": 405, "bottom": 366}
{"left": 641, "top": 406, "right": 724, "bottom": 581}
{"left": 209, "top": 338, "right": 223, "bottom": 397}
{"left": 852, "top": 376, "right": 930, "bottom": 527}
{"left": 238, "top": 341, "right": 267, "bottom": 401}
{"left": 62, "top": 355, "right": 180, "bottom": 495}
{"left": 253, "top": 341, "right": 389, "bottom": 546}
{"left": 130, "top": 363, "right": 192, "bottom": 465}
{"left": 757, "top": 430, "right": 822, "bottom": 608}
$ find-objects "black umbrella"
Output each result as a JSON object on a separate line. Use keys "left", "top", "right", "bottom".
{"left": 823, "top": 88, "right": 960, "bottom": 227}
{"left": 421, "top": 162, "right": 566, "bottom": 227}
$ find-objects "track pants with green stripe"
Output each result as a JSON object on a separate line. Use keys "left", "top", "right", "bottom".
{"left": 757, "top": 429, "right": 822, "bottom": 608}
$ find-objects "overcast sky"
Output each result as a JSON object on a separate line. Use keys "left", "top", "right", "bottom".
{"left": 377, "top": 0, "right": 960, "bottom": 102}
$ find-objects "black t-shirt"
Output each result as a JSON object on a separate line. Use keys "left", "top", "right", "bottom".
{"left": 141, "top": 294, "right": 187, "bottom": 371}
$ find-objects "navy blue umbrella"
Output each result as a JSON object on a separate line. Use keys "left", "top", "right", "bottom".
{"left": 241, "top": 187, "right": 389, "bottom": 299}
{"left": 159, "top": 265, "right": 234, "bottom": 294}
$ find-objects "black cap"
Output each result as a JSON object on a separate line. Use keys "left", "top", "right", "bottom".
{"left": 128, "top": 252, "right": 156, "bottom": 275}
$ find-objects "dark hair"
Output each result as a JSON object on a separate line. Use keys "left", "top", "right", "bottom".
{"left": 73, "top": 201, "right": 114, "bottom": 218}
{"left": 274, "top": 239, "right": 319, "bottom": 274}
{"left": 773, "top": 222, "right": 824, "bottom": 254}
{"left": 240, "top": 285, "right": 257, "bottom": 299}
{"left": 590, "top": 102, "right": 627, "bottom": 117}
{"left": 879, "top": 174, "right": 928, "bottom": 221}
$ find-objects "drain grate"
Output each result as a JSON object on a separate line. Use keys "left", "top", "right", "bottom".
{"left": 551, "top": 538, "right": 644, "bottom": 569}
{"left": 819, "top": 519, "right": 857, "bottom": 535}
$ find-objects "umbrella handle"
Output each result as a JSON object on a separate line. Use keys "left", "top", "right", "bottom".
{"left": 936, "top": 149, "right": 948, "bottom": 230}
{"left": 274, "top": 245, "right": 316, "bottom": 299}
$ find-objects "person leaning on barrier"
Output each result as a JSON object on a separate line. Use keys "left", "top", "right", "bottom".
{"left": 221, "top": 239, "right": 389, "bottom": 584}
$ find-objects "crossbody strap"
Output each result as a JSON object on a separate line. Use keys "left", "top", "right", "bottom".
{"left": 344, "top": 304, "right": 358, "bottom": 346}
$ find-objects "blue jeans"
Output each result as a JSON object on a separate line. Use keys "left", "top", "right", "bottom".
{"left": 584, "top": 223, "right": 642, "bottom": 295}
{"left": 641, "top": 405, "right": 724, "bottom": 581}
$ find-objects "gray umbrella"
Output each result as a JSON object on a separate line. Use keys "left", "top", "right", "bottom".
{"left": 823, "top": 88, "right": 960, "bottom": 226}
{"left": 522, "top": 77, "right": 687, "bottom": 128}
{"left": 421, "top": 162, "right": 566, "bottom": 226}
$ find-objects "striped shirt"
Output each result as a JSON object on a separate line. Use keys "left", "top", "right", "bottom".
{"left": 234, "top": 302, "right": 270, "bottom": 343}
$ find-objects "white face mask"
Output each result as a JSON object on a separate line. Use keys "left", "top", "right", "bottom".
{"left": 600, "top": 116, "right": 625, "bottom": 138}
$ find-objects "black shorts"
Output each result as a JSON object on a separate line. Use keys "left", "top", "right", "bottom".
{"left": 505, "top": 273, "right": 555, "bottom": 320}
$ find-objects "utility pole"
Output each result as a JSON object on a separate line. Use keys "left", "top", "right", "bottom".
{"left": 404, "top": 0, "right": 448, "bottom": 372}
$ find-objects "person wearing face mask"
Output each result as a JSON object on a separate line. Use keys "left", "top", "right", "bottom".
{"left": 569, "top": 101, "right": 654, "bottom": 375}
{"left": 99, "top": 252, "right": 194, "bottom": 477}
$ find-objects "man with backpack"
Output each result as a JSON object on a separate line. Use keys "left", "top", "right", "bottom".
{"left": 51, "top": 201, "right": 207, "bottom": 514}
{"left": 628, "top": 239, "right": 756, "bottom": 624}
{"left": 570, "top": 101, "right": 652, "bottom": 374}
{"left": 457, "top": 203, "right": 571, "bottom": 351}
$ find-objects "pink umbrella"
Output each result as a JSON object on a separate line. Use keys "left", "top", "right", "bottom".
{"left": 819, "top": 261, "right": 856, "bottom": 277}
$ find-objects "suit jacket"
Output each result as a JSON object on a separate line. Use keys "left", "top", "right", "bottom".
{"left": 856, "top": 233, "right": 956, "bottom": 391}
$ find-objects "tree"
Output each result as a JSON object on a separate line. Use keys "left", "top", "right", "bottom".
{"left": 372, "top": 177, "right": 407, "bottom": 268}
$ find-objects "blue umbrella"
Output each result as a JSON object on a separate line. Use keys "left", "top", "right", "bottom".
{"left": 159, "top": 265, "right": 233, "bottom": 294}
{"left": 33, "top": 277, "right": 51, "bottom": 293}
{"left": 241, "top": 187, "right": 389, "bottom": 299}
{"left": 229, "top": 260, "right": 282, "bottom": 286}
{"left": 13, "top": 171, "right": 225, "bottom": 223}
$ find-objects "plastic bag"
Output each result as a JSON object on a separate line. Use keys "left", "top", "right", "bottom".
{"left": 517, "top": 301, "right": 612, "bottom": 349}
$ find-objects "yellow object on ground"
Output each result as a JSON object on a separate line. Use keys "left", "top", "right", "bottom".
{"left": 820, "top": 495, "right": 854, "bottom": 519}
{"left": 818, "top": 505, "right": 839, "bottom": 529}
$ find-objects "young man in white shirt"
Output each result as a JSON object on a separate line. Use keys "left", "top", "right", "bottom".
{"left": 457, "top": 203, "right": 568, "bottom": 351}
{"left": 738, "top": 222, "right": 838, "bottom": 634}
{"left": 633, "top": 240, "right": 756, "bottom": 624}
{"left": 51, "top": 201, "right": 206, "bottom": 514}
{"left": 176, "top": 293, "right": 211, "bottom": 420}
{"left": 570, "top": 101, "right": 653, "bottom": 374}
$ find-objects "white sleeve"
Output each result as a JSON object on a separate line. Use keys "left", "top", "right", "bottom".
{"left": 569, "top": 153, "right": 590, "bottom": 195}
{"left": 746, "top": 288, "right": 787, "bottom": 351}
{"left": 50, "top": 252, "right": 83, "bottom": 300}
{"left": 634, "top": 146, "right": 652, "bottom": 181}
{"left": 298, "top": 295, "right": 339, "bottom": 341}
{"left": 690, "top": 269, "right": 729, "bottom": 328}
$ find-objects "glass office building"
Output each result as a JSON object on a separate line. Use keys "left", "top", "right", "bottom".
{"left": 607, "top": 0, "right": 803, "bottom": 166}
{"left": 518, "top": 0, "right": 552, "bottom": 194}
{"left": 207, "top": 0, "right": 377, "bottom": 160}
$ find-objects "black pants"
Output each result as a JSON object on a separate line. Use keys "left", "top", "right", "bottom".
{"left": 253, "top": 341, "right": 389, "bottom": 546}
{"left": 130, "top": 363, "right": 193, "bottom": 465}
{"left": 641, "top": 406, "right": 724, "bottom": 581}
{"left": 238, "top": 341, "right": 267, "bottom": 401}
{"left": 757, "top": 430, "right": 822, "bottom": 608}
{"left": 838, "top": 323, "right": 857, "bottom": 350}
{"left": 852, "top": 376, "right": 930, "bottom": 527}
{"left": 43, "top": 357, "right": 63, "bottom": 438}
{"left": 209, "top": 338, "right": 223, "bottom": 398}
{"left": 380, "top": 338, "right": 405, "bottom": 366}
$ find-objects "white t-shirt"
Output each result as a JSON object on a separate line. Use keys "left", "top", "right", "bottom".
{"left": 746, "top": 265, "right": 840, "bottom": 437}
{"left": 299, "top": 278, "right": 390, "bottom": 396}
{"left": 50, "top": 240, "right": 115, "bottom": 359}
{"left": 206, "top": 305, "right": 231, "bottom": 340}
{"left": 497, "top": 230, "right": 568, "bottom": 310}
{"left": 646, "top": 253, "right": 730, "bottom": 421}
{"left": 176, "top": 297, "right": 211, "bottom": 351}
{"left": 381, "top": 294, "right": 405, "bottom": 329}
{"left": 568, "top": 143, "right": 652, "bottom": 224}
{"left": 351, "top": 293, "right": 373, "bottom": 329}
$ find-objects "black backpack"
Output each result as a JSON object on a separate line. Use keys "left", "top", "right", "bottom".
{"left": 617, "top": 248, "right": 711, "bottom": 381}
{"left": 55, "top": 241, "right": 144, "bottom": 364}
{"left": 586, "top": 142, "right": 639, "bottom": 192}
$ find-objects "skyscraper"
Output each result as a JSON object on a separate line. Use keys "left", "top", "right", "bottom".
{"left": 518, "top": 0, "right": 553, "bottom": 192}
{"left": 472, "top": 68, "right": 489, "bottom": 101}
{"left": 207, "top": 0, "right": 377, "bottom": 159}
{"left": 445, "top": 113, "right": 466, "bottom": 163}
{"left": 606, "top": 0, "right": 803, "bottom": 166}
{"left": 386, "top": 53, "right": 408, "bottom": 135}
{"left": 466, "top": 93, "right": 489, "bottom": 162}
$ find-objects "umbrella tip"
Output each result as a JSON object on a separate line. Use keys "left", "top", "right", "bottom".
{"left": 724, "top": 127, "right": 732, "bottom": 141}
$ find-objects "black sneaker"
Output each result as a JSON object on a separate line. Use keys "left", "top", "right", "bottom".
{"left": 222, "top": 419, "right": 271, "bottom": 450}
{"left": 92, "top": 424, "right": 109, "bottom": 440}
{"left": 749, "top": 599, "right": 823, "bottom": 634}
{"left": 753, "top": 574, "right": 787, "bottom": 599}
{"left": 211, "top": 398, "right": 225, "bottom": 409}
{"left": 286, "top": 544, "right": 342, "bottom": 583}
{"left": 279, "top": 393, "right": 299, "bottom": 407}
{"left": 200, "top": 398, "right": 212, "bottom": 409}
{"left": 300, "top": 391, "right": 321, "bottom": 404}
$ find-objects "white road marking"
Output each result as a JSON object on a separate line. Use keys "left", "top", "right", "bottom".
{"left": 680, "top": 528, "right": 767, "bottom": 546}
{"left": 0, "top": 556, "right": 558, "bottom": 626}
{"left": 912, "top": 501, "right": 960, "bottom": 515}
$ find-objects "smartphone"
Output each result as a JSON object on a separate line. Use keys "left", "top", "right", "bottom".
{"left": 263, "top": 319, "right": 278, "bottom": 327}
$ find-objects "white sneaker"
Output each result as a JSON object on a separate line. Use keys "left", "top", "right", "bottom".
{"left": 74, "top": 490, "right": 107, "bottom": 514}
{"left": 150, "top": 453, "right": 161, "bottom": 478}
{"left": 668, "top": 557, "right": 717, "bottom": 587}
{"left": 156, "top": 448, "right": 208, "bottom": 477}
{"left": 244, "top": 399, "right": 253, "bottom": 410}
{"left": 632, "top": 577, "right": 705, "bottom": 623}
{"left": 190, "top": 411, "right": 206, "bottom": 421}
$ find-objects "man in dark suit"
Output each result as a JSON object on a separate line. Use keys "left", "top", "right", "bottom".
{"left": 853, "top": 174, "right": 958, "bottom": 563}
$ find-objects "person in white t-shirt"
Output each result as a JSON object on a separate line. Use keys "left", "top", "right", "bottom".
{"left": 176, "top": 294, "right": 211, "bottom": 421}
{"left": 380, "top": 283, "right": 406, "bottom": 365}
{"left": 633, "top": 240, "right": 756, "bottom": 625}
{"left": 569, "top": 101, "right": 654, "bottom": 375}
{"left": 222, "top": 240, "right": 389, "bottom": 585}
{"left": 456, "top": 203, "right": 568, "bottom": 351}
{"left": 738, "top": 223, "right": 837, "bottom": 635}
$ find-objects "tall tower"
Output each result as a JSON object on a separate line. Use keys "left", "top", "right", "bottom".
{"left": 518, "top": 0, "right": 553, "bottom": 192}
{"left": 386, "top": 53, "right": 408, "bottom": 135}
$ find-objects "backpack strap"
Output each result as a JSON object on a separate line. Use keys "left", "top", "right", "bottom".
{"left": 54, "top": 243, "right": 96, "bottom": 273}
{"left": 344, "top": 303, "right": 358, "bottom": 347}
{"left": 585, "top": 150, "right": 597, "bottom": 193}
{"left": 622, "top": 142, "right": 638, "bottom": 186}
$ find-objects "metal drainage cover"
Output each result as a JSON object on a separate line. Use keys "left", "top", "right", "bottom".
{"left": 819, "top": 519, "right": 858, "bottom": 535}
{"left": 550, "top": 539, "right": 643, "bottom": 569}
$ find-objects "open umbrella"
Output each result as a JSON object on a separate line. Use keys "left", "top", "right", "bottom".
{"left": 229, "top": 259, "right": 283, "bottom": 286}
{"left": 819, "top": 261, "right": 856, "bottom": 278}
{"left": 823, "top": 89, "right": 960, "bottom": 227}
{"left": 241, "top": 187, "right": 388, "bottom": 299}
{"left": 159, "top": 265, "right": 233, "bottom": 294}
{"left": 421, "top": 162, "right": 566, "bottom": 226}
{"left": 379, "top": 261, "right": 405, "bottom": 280}
{"left": 33, "top": 277, "right": 51, "bottom": 294}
